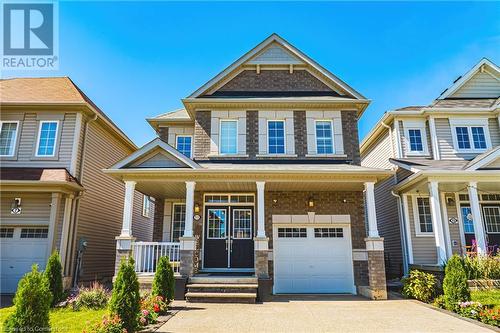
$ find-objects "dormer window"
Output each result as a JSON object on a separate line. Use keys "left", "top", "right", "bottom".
{"left": 450, "top": 119, "right": 491, "bottom": 153}
{"left": 176, "top": 135, "right": 192, "bottom": 158}
{"left": 403, "top": 121, "right": 428, "bottom": 156}
{"left": 220, "top": 120, "right": 238, "bottom": 155}
{"left": 408, "top": 129, "right": 423, "bottom": 152}
{"left": 268, "top": 120, "right": 285, "bottom": 154}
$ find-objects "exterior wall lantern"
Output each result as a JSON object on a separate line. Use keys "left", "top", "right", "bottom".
{"left": 11, "top": 197, "right": 22, "bottom": 214}
{"left": 194, "top": 203, "right": 200, "bottom": 213}
{"left": 308, "top": 197, "right": 314, "bottom": 208}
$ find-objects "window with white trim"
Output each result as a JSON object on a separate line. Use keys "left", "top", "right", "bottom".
{"left": 142, "top": 195, "right": 151, "bottom": 218}
{"left": 176, "top": 136, "right": 192, "bottom": 158}
{"left": 408, "top": 129, "right": 424, "bottom": 152}
{"left": 268, "top": 120, "right": 285, "bottom": 154}
{"left": 20, "top": 228, "right": 48, "bottom": 239}
{"left": 277, "top": 227, "right": 307, "bottom": 238}
{"left": 219, "top": 120, "right": 238, "bottom": 154}
{"left": 451, "top": 121, "right": 490, "bottom": 152}
{"left": 315, "top": 121, "right": 333, "bottom": 154}
{"left": 403, "top": 121, "right": 428, "bottom": 155}
{"left": 483, "top": 206, "right": 500, "bottom": 233}
{"left": 171, "top": 204, "right": 186, "bottom": 242}
{"left": 416, "top": 197, "right": 433, "bottom": 234}
{"left": 36, "top": 121, "right": 58, "bottom": 156}
{"left": 0, "top": 122, "right": 18, "bottom": 156}
{"left": 461, "top": 206, "right": 474, "bottom": 234}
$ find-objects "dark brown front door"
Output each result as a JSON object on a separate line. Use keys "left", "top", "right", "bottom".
{"left": 203, "top": 206, "right": 254, "bottom": 269}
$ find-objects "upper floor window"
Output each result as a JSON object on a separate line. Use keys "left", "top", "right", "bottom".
{"left": 0, "top": 121, "right": 18, "bottom": 156}
{"left": 403, "top": 121, "right": 428, "bottom": 156}
{"left": 268, "top": 120, "right": 285, "bottom": 154}
{"left": 36, "top": 121, "right": 58, "bottom": 157}
{"left": 315, "top": 121, "right": 333, "bottom": 154}
{"left": 416, "top": 197, "right": 433, "bottom": 235}
{"left": 450, "top": 118, "right": 490, "bottom": 152}
{"left": 220, "top": 120, "right": 237, "bottom": 154}
{"left": 176, "top": 136, "right": 192, "bottom": 158}
{"left": 142, "top": 195, "right": 151, "bottom": 218}
{"left": 408, "top": 129, "right": 423, "bottom": 152}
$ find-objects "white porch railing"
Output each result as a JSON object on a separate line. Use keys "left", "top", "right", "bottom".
{"left": 131, "top": 242, "right": 180, "bottom": 275}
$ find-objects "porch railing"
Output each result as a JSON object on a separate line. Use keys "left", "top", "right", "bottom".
{"left": 131, "top": 241, "right": 180, "bottom": 275}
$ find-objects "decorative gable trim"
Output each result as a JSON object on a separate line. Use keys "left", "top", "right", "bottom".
{"left": 109, "top": 138, "right": 200, "bottom": 170}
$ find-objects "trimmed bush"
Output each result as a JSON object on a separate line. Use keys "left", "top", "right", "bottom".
{"left": 109, "top": 257, "right": 140, "bottom": 332}
{"left": 74, "top": 282, "right": 110, "bottom": 310}
{"left": 45, "top": 251, "right": 64, "bottom": 307}
{"left": 3, "top": 265, "right": 52, "bottom": 332}
{"left": 151, "top": 256, "right": 175, "bottom": 304}
{"left": 401, "top": 269, "right": 438, "bottom": 303}
{"left": 443, "top": 255, "right": 470, "bottom": 310}
{"left": 462, "top": 255, "right": 500, "bottom": 280}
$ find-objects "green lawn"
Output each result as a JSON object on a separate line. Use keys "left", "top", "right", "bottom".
{"left": 0, "top": 306, "right": 106, "bottom": 332}
{"left": 471, "top": 289, "right": 500, "bottom": 310}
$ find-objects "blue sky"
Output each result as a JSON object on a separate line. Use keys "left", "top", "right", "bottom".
{"left": 4, "top": 1, "right": 500, "bottom": 146}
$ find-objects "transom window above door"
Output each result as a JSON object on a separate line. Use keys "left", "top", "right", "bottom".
{"left": 36, "top": 121, "right": 59, "bottom": 157}
{"left": 0, "top": 121, "right": 18, "bottom": 157}
{"left": 219, "top": 120, "right": 238, "bottom": 154}
{"left": 315, "top": 121, "right": 333, "bottom": 154}
{"left": 268, "top": 120, "right": 285, "bottom": 154}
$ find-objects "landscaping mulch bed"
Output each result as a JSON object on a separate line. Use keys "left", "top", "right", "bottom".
{"left": 139, "top": 307, "right": 182, "bottom": 332}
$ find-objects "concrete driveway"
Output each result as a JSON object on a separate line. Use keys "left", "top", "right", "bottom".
{"left": 159, "top": 295, "right": 495, "bottom": 333}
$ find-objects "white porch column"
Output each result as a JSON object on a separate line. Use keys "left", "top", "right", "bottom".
{"left": 59, "top": 194, "right": 74, "bottom": 273}
{"left": 428, "top": 181, "right": 447, "bottom": 263}
{"left": 256, "top": 181, "right": 266, "bottom": 238}
{"left": 468, "top": 182, "right": 487, "bottom": 254}
{"left": 365, "top": 182, "right": 379, "bottom": 238}
{"left": 47, "top": 193, "right": 61, "bottom": 259}
{"left": 120, "top": 180, "right": 136, "bottom": 237}
{"left": 183, "top": 181, "right": 196, "bottom": 238}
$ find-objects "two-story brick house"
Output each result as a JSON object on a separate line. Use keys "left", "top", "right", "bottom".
{"left": 360, "top": 59, "right": 500, "bottom": 277}
{"left": 0, "top": 77, "right": 153, "bottom": 293}
{"left": 104, "top": 34, "right": 391, "bottom": 302}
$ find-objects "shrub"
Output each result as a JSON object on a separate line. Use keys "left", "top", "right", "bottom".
{"left": 443, "top": 255, "right": 470, "bottom": 310}
{"left": 432, "top": 295, "right": 446, "bottom": 309}
{"left": 139, "top": 294, "right": 168, "bottom": 326}
{"left": 74, "top": 282, "right": 110, "bottom": 310}
{"left": 462, "top": 255, "right": 500, "bottom": 280}
{"left": 83, "top": 314, "right": 125, "bottom": 333}
{"left": 456, "top": 301, "right": 483, "bottom": 321}
{"left": 3, "top": 265, "right": 52, "bottom": 332}
{"left": 45, "top": 251, "right": 64, "bottom": 307}
{"left": 109, "top": 257, "right": 140, "bottom": 332}
{"left": 401, "top": 269, "right": 438, "bottom": 303}
{"left": 151, "top": 256, "right": 175, "bottom": 305}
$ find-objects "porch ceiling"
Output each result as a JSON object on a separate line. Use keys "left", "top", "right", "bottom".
{"left": 400, "top": 178, "right": 500, "bottom": 194}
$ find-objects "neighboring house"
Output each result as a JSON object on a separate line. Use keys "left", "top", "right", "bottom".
{"left": 360, "top": 59, "right": 500, "bottom": 277}
{"left": 0, "top": 77, "right": 153, "bottom": 293}
{"left": 104, "top": 34, "right": 392, "bottom": 302}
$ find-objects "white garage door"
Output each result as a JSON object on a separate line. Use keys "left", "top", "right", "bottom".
{"left": 0, "top": 227, "right": 49, "bottom": 294}
{"left": 274, "top": 225, "right": 355, "bottom": 294}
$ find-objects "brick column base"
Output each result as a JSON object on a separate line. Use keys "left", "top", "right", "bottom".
{"left": 115, "top": 236, "right": 135, "bottom": 276}
{"left": 359, "top": 237, "right": 387, "bottom": 300}
{"left": 179, "top": 237, "right": 196, "bottom": 278}
{"left": 255, "top": 250, "right": 269, "bottom": 278}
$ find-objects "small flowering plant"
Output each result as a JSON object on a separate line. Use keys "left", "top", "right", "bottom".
{"left": 456, "top": 301, "right": 483, "bottom": 320}
{"left": 83, "top": 314, "right": 126, "bottom": 333}
{"left": 138, "top": 293, "right": 168, "bottom": 326}
{"left": 479, "top": 308, "right": 500, "bottom": 327}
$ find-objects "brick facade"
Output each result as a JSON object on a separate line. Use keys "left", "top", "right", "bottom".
{"left": 152, "top": 198, "right": 164, "bottom": 242}
{"left": 341, "top": 110, "right": 361, "bottom": 165}
{"left": 193, "top": 111, "right": 211, "bottom": 160}
{"left": 246, "top": 110, "right": 258, "bottom": 158}
{"left": 293, "top": 110, "right": 307, "bottom": 158}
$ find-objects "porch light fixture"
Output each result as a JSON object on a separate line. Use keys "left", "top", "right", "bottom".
{"left": 308, "top": 197, "right": 314, "bottom": 208}
{"left": 194, "top": 203, "right": 200, "bottom": 214}
{"left": 10, "top": 198, "right": 22, "bottom": 214}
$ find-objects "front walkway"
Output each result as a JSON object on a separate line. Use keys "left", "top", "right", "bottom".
{"left": 160, "top": 295, "right": 494, "bottom": 333}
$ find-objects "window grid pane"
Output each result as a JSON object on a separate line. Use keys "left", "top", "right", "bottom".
{"left": 483, "top": 207, "right": 500, "bottom": 233}
{"left": 176, "top": 136, "right": 192, "bottom": 158}
{"left": 20, "top": 228, "right": 48, "bottom": 239}
{"left": 172, "top": 204, "right": 186, "bottom": 242}
{"left": 0, "top": 228, "right": 14, "bottom": 238}
{"left": 316, "top": 121, "right": 333, "bottom": 154}
{"left": 408, "top": 129, "right": 423, "bottom": 152}
{"left": 220, "top": 121, "right": 237, "bottom": 154}
{"left": 268, "top": 121, "right": 285, "bottom": 154}
{"left": 205, "top": 195, "right": 229, "bottom": 203}
{"left": 208, "top": 209, "right": 226, "bottom": 239}
{"left": 233, "top": 209, "right": 252, "bottom": 239}
{"left": 314, "top": 228, "right": 343, "bottom": 238}
{"left": 417, "top": 197, "right": 433, "bottom": 233}
{"left": 37, "top": 122, "right": 58, "bottom": 156}
{"left": 461, "top": 206, "right": 475, "bottom": 234}
{"left": 471, "top": 127, "right": 486, "bottom": 149}
{"left": 0, "top": 122, "right": 18, "bottom": 156}
{"left": 277, "top": 228, "right": 307, "bottom": 238}
{"left": 455, "top": 127, "right": 471, "bottom": 149}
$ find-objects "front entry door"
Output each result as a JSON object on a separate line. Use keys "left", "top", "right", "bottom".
{"left": 203, "top": 206, "right": 254, "bottom": 269}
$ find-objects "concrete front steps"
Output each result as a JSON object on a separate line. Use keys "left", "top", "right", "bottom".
{"left": 185, "top": 275, "right": 258, "bottom": 303}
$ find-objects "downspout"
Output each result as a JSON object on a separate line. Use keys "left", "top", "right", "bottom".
{"left": 391, "top": 190, "right": 410, "bottom": 276}
{"left": 381, "top": 121, "right": 396, "bottom": 162}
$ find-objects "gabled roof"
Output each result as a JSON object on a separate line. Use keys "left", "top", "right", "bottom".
{"left": 465, "top": 146, "right": 500, "bottom": 170}
{"left": 438, "top": 58, "right": 500, "bottom": 99}
{"left": 147, "top": 108, "right": 193, "bottom": 130}
{"left": 108, "top": 138, "right": 200, "bottom": 170}
{"left": 186, "top": 33, "right": 366, "bottom": 100}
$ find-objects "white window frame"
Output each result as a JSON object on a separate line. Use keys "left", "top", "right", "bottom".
{"left": 267, "top": 119, "right": 286, "bottom": 155}
{"left": 483, "top": 205, "right": 500, "bottom": 234}
{"left": 412, "top": 195, "right": 434, "bottom": 237}
{"left": 35, "top": 120, "right": 59, "bottom": 157}
{"left": 142, "top": 195, "right": 151, "bottom": 218}
{"left": 175, "top": 135, "right": 193, "bottom": 158}
{"left": 219, "top": 119, "right": 238, "bottom": 155}
{"left": 0, "top": 121, "right": 19, "bottom": 157}
{"left": 171, "top": 203, "right": 186, "bottom": 242}
{"left": 403, "top": 121, "right": 429, "bottom": 156}
{"left": 207, "top": 208, "right": 228, "bottom": 239}
{"left": 232, "top": 208, "right": 253, "bottom": 240}
{"left": 449, "top": 118, "right": 491, "bottom": 153}
{"left": 314, "top": 119, "right": 335, "bottom": 155}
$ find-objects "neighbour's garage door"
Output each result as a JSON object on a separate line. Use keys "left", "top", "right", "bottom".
{"left": 0, "top": 226, "right": 49, "bottom": 293}
{"left": 273, "top": 225, "right": 355, "bottom": 294}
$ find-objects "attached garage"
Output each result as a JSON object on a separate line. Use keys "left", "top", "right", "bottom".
{"left": 0, "top": 226, "right": 49, "bottom": 293}
{"left": 273, "top": 224, "right": 355, "bottom": 294}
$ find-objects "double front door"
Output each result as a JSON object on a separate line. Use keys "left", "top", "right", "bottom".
{"left": 203, "top": 205, "right": 254, "bottom": 269}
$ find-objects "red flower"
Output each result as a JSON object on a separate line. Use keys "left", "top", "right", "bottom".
{"left": 154, "top": 304, "right": 160, "bottom": 313}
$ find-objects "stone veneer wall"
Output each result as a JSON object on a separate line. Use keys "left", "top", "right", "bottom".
{"left": 293, "top": 111, "right": 307, "bottom": 158}
{"left": 152, "top": 198, "right": 165, "bottom": 242}
{"left": 193, "top": 111, "right": 211, "bottom": 160}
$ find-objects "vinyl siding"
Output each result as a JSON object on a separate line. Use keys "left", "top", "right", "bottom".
{"left": 407, "top": 195, "right": 438, "bottom": 264}
{"left": 450, "top": 71, "right": 500, "bottom": 98}
{"left": 489, "top": 118, "right": 500, "bottom": 147}
{"left": 0, "top": 112, "right": 77, "bottom": 169}
{"left": 443, "top": 194, "right": 462, "bottom": 254}
{"left": 75, "top": 120, "right": 153, "bottom": 282}
{"left": 361, "top": 128, "right": 394, "bottom": 169}
{"left": 0, "top": 193, "right": 51, "bottom": 225}
{"left": 399, "top": 120, "right": 432, "bottom": 159}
